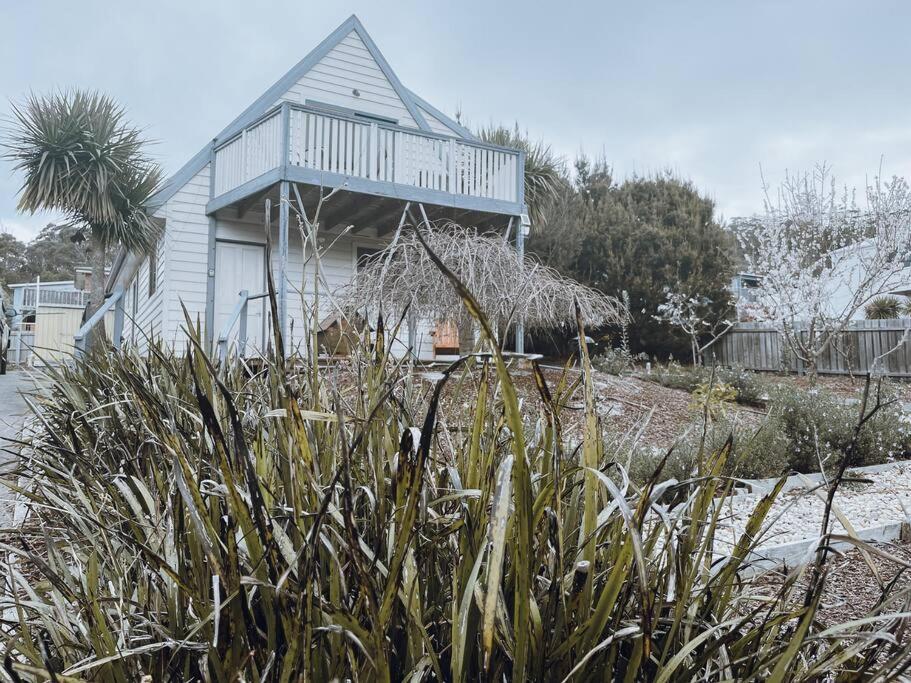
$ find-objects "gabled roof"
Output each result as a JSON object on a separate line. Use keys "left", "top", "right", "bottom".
{"left": 407, "top": 88, "right": 479, "bottom": 142}
{"left": 150, "top": 14, "right": 466, "bottom": 209}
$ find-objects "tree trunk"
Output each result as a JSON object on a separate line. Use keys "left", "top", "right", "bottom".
{"left": 84, "top": 236, "right": 107, "bottom": 345}
{"left": 457, "top": 316, "right": 475, "bottom": 356}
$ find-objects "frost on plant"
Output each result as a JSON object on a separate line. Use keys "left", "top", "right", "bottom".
{"left": 736, "top": 164, "right": 911, "bottom": 376}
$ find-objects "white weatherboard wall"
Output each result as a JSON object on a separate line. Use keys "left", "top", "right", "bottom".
{"left": 279, "top": 30, "right": 418, "bottom": 128}
{"left": 149, "top": 164, "right": 211, "bottom": 353}
{"left": 418, "top": 106, "right": 457, "bottom": 137}
{"left": 127, "top": 227, "right": 166, "bottom": 354}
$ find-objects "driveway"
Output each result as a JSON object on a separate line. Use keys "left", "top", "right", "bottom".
{"left": 0, "top": 370, "right": 34, "bottom": 527}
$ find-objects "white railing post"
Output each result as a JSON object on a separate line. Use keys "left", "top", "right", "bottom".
{"left": 448, "top": 139, "right": 457, "bottom": 193}
{"left": 281, "top": 101, "right": 291, "bottom": 174}
{"left": 238, "top": 295, "right": 249, "bottom": 357}
{"left": 369, "top": 122, "right": 378, "bottom": 179}
{"left": 392, "top": 130, "right": 401, "bottom": 184}
{"left": 241, "top": 129, "right": 248, "bottom": 185}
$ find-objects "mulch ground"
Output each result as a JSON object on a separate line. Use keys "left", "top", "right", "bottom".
{"left": 757, "top": 540, "right": 911, "bottom": 630}
{"left": 325, "top": 359, "right": 911, "bottom": 451}
{"left": 764, "top": 373, "right": 911, "bottom": 403}
{"left": 428, "top": 362, "right": 761, "bottom": 449}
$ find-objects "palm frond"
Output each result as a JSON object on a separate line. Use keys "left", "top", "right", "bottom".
{"left": 477, "top": 123, "right": 566, "bottom": 227}
{"left": 3, "top": 89, "right": 162, "bottom": 253}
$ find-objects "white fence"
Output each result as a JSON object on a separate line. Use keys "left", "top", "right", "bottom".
{"left": 8, "top": 322, "right": 35, "bottom": 366}
{"left": 213, "top": 104, "right": 521, "bottom": 203}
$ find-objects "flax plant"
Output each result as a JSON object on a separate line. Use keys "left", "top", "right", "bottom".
{"left": 1, "top": 235, "right": 911, "bottom": 681}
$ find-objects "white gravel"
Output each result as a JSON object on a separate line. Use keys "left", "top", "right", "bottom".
{"left": 716, "top": 462, "right": 911, "bottom": 548}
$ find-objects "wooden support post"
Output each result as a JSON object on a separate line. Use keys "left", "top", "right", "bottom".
{"left": 112, "top": 293, "right": 125, "bottom": 350}
{"left": 206, "top": 141, "right": 217, "bottom": 351}
{"left": 278, "top": 181, "right": 290, "bottom": 350}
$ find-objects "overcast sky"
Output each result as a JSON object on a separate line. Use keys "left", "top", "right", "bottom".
{"left": 2, "top": 0, "right": 910, "bottom": 241}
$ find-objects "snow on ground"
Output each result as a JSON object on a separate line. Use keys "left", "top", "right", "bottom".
{"left": 717, "top": 462, "right": 911, "bottom": 548}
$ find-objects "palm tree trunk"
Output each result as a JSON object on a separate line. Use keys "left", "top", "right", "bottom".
{"left": 85, "top": 236, "right": 107, "bottom": 343}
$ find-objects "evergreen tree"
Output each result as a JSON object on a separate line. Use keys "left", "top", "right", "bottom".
{"left": 528, "top": 158, "right": 736, "bottom": 359}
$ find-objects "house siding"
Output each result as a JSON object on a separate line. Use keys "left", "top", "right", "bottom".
{"left": 279, "top": 30, "right": 418, "bottom": 128}
{"left": 159, "top": 164, "right": 211, "bottom": 352}
{"left": 418, "top": 105, "right": 457, "bottom": 137}
{"left": 126, "top": 210, "right": 167, "bottom": 354}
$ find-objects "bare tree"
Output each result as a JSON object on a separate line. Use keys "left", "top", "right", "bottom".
{"left": 739, "top": 164, "right": 911, "bottom": 376}
{"left": 655, "top": 288, "right": 733, "bottom": 365}
{"left": 342, "top": 222, "right": 625, "bottom": 354}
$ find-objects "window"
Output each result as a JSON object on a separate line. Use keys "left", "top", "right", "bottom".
{"left": 148, "top": 248, "right": 157, "bottom": 297}
{"left": 304, "top": 99, "right": 398, "bottom": 125}
{"left": 356, "top": 246, "right": 382, "bottom": 272}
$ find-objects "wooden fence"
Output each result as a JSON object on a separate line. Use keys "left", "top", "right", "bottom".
{"left": 707, "top": 320, "right": 911, "bottom": 376}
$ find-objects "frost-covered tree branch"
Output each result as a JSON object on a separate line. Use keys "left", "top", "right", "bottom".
{"left": 655, "top": 288, "right": 733, "bottom": 365}
{"left": 738, "top": 164, "right": 911, "bottom": 375}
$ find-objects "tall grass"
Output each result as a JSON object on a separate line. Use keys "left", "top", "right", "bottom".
{"left": 2, "top": 246, "right": 911, "bottom": 680}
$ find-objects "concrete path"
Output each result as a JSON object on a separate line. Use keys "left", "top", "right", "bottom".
{"left": 0, "top": 370, "right": 33, "bottom": 527}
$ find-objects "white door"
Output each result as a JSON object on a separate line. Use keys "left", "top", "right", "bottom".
{"left": 215, "top": 241, "right": 266, "bottom": 354}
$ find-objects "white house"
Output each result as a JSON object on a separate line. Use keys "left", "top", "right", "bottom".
{"left": 94, "top": 15, "right": 527, "bottom": 360}
{"left": 819, "top": 239, "right": 911, "bottom": 319}
{"left": 9, "top": 275, "right": 90, "bottom": 326}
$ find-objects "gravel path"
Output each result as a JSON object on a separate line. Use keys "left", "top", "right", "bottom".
{"left": 718, "top": 462, "right": 911, "bottom": 548}
{"left": 0, "top": 371, "right": 33, "bottom": 528}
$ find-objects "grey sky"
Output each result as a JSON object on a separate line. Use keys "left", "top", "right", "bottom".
{"left": 2, "top": 0, "right": 910, "bottom": 241}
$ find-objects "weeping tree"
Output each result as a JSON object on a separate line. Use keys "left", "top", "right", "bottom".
{"left": 4, "top": 90, "right": 162, "bottom": 323}
{"left": 342, "top": 223, "right": 625, "bottom": 354}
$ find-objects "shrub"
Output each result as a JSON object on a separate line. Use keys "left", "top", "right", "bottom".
{"left": 768, "top": 383, "right": 911, "bottom": 473}
{"left": 648, "top": 360, "right": 707, "bottom": 392}
{"left": 629, "top": 381, "right": 910, "bottom": 483}
{"left": 592, "top": 346, "right": 646, "bottom": 375}
{"left": 714, "top": 364, "right": 772, "bottom": 406}
{"left": 690, "top": 380, "right": 738, "bottom": 420}
{"left": 3, "top": 315, "right": 911, "bottom": 678}
{"left": 627, "top": 415, "right": 791, "bottom": 484}
{"left": 645, "top": 362, "right": 772, "bottom": 407}
{"left": 866, "top": 295, "right": 902, "bottom": 319}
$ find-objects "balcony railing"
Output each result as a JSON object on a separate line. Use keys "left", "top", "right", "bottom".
{"left": 21, "top": 288, "right": 91, "bottom": 308}
{"left": 213, "top": 104, "right": 522, "bottom": 206}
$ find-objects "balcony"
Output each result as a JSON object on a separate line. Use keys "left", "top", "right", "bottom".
{"left": 208, "top": 103, "right": 525, "bottom": 218}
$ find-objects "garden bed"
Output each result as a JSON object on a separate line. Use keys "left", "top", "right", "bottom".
{"left": 719, "top": 461, "right": 911, "bottom": 549}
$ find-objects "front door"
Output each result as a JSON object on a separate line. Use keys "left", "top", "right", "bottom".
{"left": 215, "top": 241, "right": 266, "bottom": 354}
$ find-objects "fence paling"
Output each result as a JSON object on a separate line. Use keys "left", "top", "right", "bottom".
{"left": 709, "top": 320, "right": 911, "bottom": 376}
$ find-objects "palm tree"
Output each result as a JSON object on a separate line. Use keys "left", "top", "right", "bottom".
{"left": 865, "top": 295, "right": 901, "bottom": 320}
{"left": 4, "top": 90, "right": 162, "bottom": 321}
{"left": 477, "top": 124, "right": 565, "bottom": 228}
{"left": 902, "top": 297, "right": 911, "bottom": 318}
